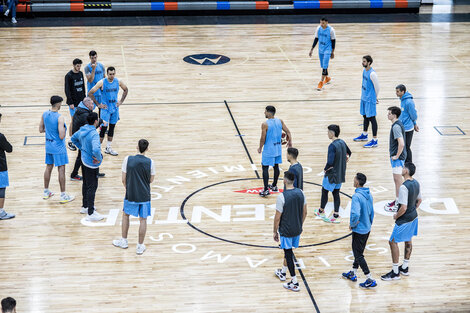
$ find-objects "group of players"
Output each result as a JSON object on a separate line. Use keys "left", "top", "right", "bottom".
{"left": 263, "top": 18, "right": 421, "bottom": 291}
{"left": 37, "top": 51, "right": 129, "bottom": 222}
{"left": 0, "top": 19, "right": 422, "bottom": 286}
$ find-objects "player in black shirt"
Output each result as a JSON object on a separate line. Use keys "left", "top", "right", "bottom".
{"left": 65, "top": 58, "right": 85, "bottom": 153}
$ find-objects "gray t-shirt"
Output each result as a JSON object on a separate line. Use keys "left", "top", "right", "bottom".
{"left": 392, "top": 124, "right": 403, "bottom": 140}
{"left": 398, "top": 184, "right": 422, "bottom": 205}
{"left": 276, "top": 190, "right": 307, "bottom": 213}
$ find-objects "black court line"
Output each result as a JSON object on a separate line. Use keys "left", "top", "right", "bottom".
{"left": 224, "top": 100, "right": 260, "bottom": 179}
{"left": 3, "top": 94, "right": 470, "bottom": 109}
{"left": 293, "top": 251, "right": 321, "bottom": 313}
{"left": 180, "top": 177, "right": 352, "bottom": 248}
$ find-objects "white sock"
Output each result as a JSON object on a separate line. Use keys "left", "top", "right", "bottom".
{"left": 0, "top": 208, "right": 4, "bottom": 214}
{"left": 402, "top": 259, "right": 409, "bottom": 269}
{"left": 393, "top": 263, "right": 399, "bottom": 274}
{"left": 106, "top": 141, "right": 112, "bottom": 148}
{"left": 362, "top": 132, "right": 368, "bottom": 136}
{"left": 366, "top": 273, "right": 372, "bottom": 279}
{"left": 44, "top": 188, "right": 50, "bottom": 194}
{"left": 61, "top": 192, "right": 66, "bottom": 197}
{"left": 352, "top": 268, "right": 357, "bottom": 274}
{"left": 281, "top": 266, "right": 288, "bottom": 274}
{"left": 291, "top": 276, "right": 298, "bottom": 284}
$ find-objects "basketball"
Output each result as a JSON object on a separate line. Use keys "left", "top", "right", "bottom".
{"left": 281, "top": 132, "right": 290, "bottom": 145}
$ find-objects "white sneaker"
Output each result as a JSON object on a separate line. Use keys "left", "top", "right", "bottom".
{"left": 4, "top": 10, "right": 9, "bottom": 16}
{"left": 384, "top": 200, "right": 399, "bottom": 212}
{"left": 43, "top": 190, "right": 54, "bottom": 200}
{"left": 86, "top": 211, "right": 104, "bottom": 221}
{"left": 275, "top": 269, "right": 287, "bottom": 281}
{"left": 136, "top": 244, "right": 146, "bottom": 255}
{"left": 60, "top": 193, "right": 75, "bottom": 204}
{"left": 113, "top": 238, "right": 128, "bottom": 249}
{"left": 80, "top": 207, "right": 98, "bottom": 214}
{"left": 11, "top": 17, "right": 17, "bottom": 24}
{"left": 104, "top": 146, "right": 118, "bottom": 156}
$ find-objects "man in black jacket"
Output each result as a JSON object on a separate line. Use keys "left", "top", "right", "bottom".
{"left": 71, "top": 97, "right": 105, "bottom": 182}
{"left": 0, "top": 113, "right": 14, "bottom": 220}
{"left": 65, "top": 58, "right": 86, "bottom": 152}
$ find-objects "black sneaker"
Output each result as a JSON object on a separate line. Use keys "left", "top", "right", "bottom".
{"left": 67, "top": 141, "right": 77, "bottom": 151}
{"left": 399, "top": 265, "right": 409, "bottom": 276}
{"left": 381, "top": 270, "right": 401, "bottom": 281}
{"left": 268, "top": 184, "right": 279, "bottom": 192}
{"left": 98, "top": 172, "right": 105, "bottom": 178}
{"left": 259, "top": 189, "right": 270, "bottom": 197}
{"left": 70, "top": 175, "right": 82, "bottom": 181}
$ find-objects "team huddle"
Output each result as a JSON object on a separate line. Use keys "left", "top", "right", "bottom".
{"left": 36, "top": 51, "right": 154, "bottom": 255}
{"left": 265, "top": 18, "right": 421, "bottom": 292}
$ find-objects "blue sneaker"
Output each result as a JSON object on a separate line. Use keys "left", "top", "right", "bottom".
{"left": 353, "top": 133, "right": 368, "bottom": 142}
{"left": 363, "top": 139, "right": 378, "bottom": 148}
{"left": 359, "top": 278, "right": 377, "bottom": 288}
{"left": 342, "top": 271, "right": 357, "bottom": 282}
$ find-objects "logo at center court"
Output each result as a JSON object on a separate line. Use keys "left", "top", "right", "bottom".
{"left": 183, "top": 54, "right": 230, "bottom": 66}
{"left": 233, "top": 187, "right": 284, "bottom": 195}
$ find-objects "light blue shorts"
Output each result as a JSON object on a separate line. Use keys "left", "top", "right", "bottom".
{"left": 262, "top": 154, "right": 282, "bottom": 167}
{"left": 0, "top": 171, "right": 9, "bottom": 188}
{"left": 390, "top": 218, "right": 418, "bottom": 243}
{"left": 322, "top": 176, "right": 342, "bottom": 192}
{"left": 319, "top": 52, "right": 331, "bottom": 69}
{"left": 69, "top": 106, "right": 76, "bottom": 117}
{"left": 390, "top": 158, "right": 405, "bottom": 168}
{"left": 101, "top": 108, "right": 120, "bottom": 125}
{"left": 360, "top": 100, "right": 377, "bottom": 118}
{"left": 123, "top": 200, "right": 151, "bottom": 218}
{"left": 280, "top": 235, "right": 300, "bottom": 249}
{"left": 45, "top": 153, "right": 69, "bottom": 167}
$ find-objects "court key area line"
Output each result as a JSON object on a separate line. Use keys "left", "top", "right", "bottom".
{"left": 222, "top": 100, "right": 320, "bottom": 312}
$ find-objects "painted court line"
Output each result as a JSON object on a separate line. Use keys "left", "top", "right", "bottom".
{"left": 223, "top": 100, "right": 260, "bottom": 179}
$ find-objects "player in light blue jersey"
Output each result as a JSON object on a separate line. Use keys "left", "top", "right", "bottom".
{"left": 85, "top": 50, "right": 106, "bottom": 117}
{"left": 39, "top": 96, "right": 75, "bottom": 204}
{"left": 354, "top": 55, "right": 380, "bottom": 148}
{"left": 258, "top": 106, "right": 292, "bottom": 197}
{"left": 88, "top": 66, "right": 128, "bottom": 156}
{"left": 309, "top": 17, "right": 336, "bottom": 91}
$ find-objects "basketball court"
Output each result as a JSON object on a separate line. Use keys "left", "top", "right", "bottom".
{"left": 1, "top": 7, "right": 470, "bottom": 312}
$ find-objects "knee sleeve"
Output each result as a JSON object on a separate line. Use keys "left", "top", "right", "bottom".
{"left": 99, "top": 125, "right": 107, "bottom": 138}
{"left": 107, "top": 123, "right": 116, "bottom": 137}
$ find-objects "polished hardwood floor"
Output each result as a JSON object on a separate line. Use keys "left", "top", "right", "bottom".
{"left": 0, "top": 20, "right": 469, "bottom": 312}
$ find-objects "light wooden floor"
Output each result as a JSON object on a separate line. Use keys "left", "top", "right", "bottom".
{"left": 0, "top": 21, "right": 470, "bottom": 312}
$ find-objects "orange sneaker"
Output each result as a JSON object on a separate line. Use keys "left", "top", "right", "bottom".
{"left": 317, "top": 81, "right": 324, "bottom": 90}
{"left": 325, "top": 77, "right": 331, "bottom": 84}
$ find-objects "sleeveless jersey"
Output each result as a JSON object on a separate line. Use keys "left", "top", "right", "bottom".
{"left": 43, "top": 110, "right": 66, "bottom": 154}
{"left": 101, "top": 77, "right": 120, "bottom": 113}
{"left": 263, "top": 118, "right": 282, "bottom": 157}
